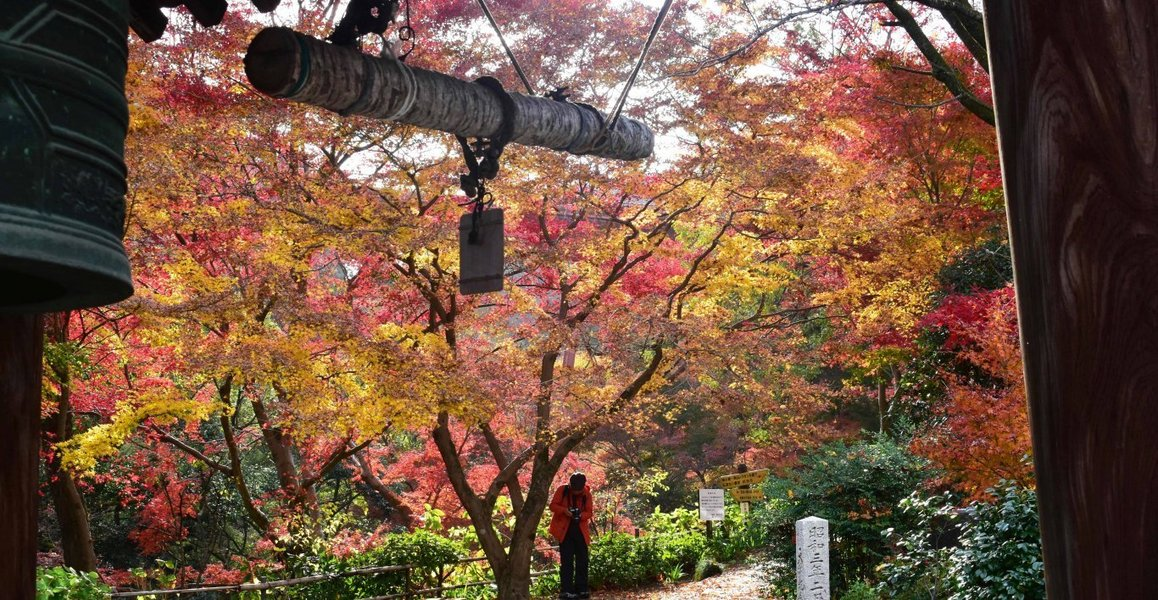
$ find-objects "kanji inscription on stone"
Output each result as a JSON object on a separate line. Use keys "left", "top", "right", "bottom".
{"left": 796, "top": 516, "right": 829, "bottom": 600}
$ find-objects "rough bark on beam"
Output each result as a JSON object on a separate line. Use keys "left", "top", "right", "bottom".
{"left": 244, "top": 27, "right": 654, "bottom": 161}
{"left": 985, "top": 1, "right": 1158, "bottom": 596}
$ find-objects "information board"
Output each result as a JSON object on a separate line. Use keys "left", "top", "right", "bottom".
{"left": 699, "top": 488, "right": 725, "bottom": 521}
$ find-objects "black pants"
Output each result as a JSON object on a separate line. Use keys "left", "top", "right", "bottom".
{"left": 560, "top": 523, "right": 589, "bottom": 596}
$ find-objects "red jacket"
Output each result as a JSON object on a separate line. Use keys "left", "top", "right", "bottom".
{"left": 548, "top": 484, "right": 594, "bottom": 544}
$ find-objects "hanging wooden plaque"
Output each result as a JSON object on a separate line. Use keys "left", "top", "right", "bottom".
{"left": 459, "top": 208, "right": 504, "bottom": 294}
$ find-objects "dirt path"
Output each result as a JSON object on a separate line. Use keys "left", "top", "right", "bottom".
{"left": 598, "top": 556, "right": 773, "bottom": 600}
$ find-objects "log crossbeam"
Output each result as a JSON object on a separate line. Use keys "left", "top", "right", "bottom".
{"left": 244, "top": 28, "right": 654, "bottom": 161}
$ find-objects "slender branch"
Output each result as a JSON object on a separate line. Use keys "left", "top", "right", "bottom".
{"left": 889, "top": 63, "right": 935, "bottom": 77}
{"left": 432, "top": 413, "right": 507, "bottom": 569}
{"left": 548, "top": 344, "right": 666, "bottom": 471}
{"left": 217, "top": 378, "right": 270, "bottom": 533}
{"left": 301, "top": 438, "right": 373, "bottom": 490}
{"left": 153, "top": 426, "right": 231, "bottom": 476}
{"left": 669, "top": 4, "right": 852, "bottom": 77}
{"left": 480, "top": 422, "right": 525, "bottom": 513}
{"left": 880, "top": 0, "right": 994, "bottom": 124}
{"left": 873, "top": 93, "right": 964, "bottom": 109}
{"left": 666, "top": 211, "right": 729, "bottom": 318}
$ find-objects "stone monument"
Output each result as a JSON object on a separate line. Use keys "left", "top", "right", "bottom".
{"left": 796, "top": 516, "right": 830, "bottom": 600}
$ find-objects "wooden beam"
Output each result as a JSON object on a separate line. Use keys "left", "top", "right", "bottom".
{"left": 984, "top": 2, "right": 1158, "bottom": 596}
{"left": 0, "top": 315, "right": 43, "bottom": 600}
{"left": 243, "top": 27, "right": 654, "bottom": 161}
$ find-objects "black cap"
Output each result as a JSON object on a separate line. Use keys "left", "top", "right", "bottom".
{"left": 569, "top": 472, "right": 586, "bottom": 489}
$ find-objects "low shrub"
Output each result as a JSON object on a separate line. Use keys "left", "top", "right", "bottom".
{"left": 589, "top": 508, "right": 751, "bottom": 589}
{"left": 876, "top": 492, "right": 959, "bottom": 600}
{"left": 707, "top": 504, "right": 768, "bottom": 562}
{"left": 877, "top": 481, "right": 1044, "bottom": 600}
{"left": 530, "top": 571, "right": 560, "bottom": 599}
{"left": 693, "top": 557, "right": 723, "bottom": 581}
{"left": 948, "top": 482, "right": 1044, "bottom": 599}
{"left": 589, "top": 532, "right": 662, "bottom": 588}
{"left": 36, "top": 566, "right": 111, "bottom": 600}
{"left": 840, "top": 580, "right": 881, "bottom": 600}
{"left": 272, "top": 529, "right": 465, "bottom": 599}
{"left": 652, "top": 530, "right": 707, "bottom": 575}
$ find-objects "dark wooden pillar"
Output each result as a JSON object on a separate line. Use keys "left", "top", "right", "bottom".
{"left": 985, "top": 2, "right": 1158, "bottom": 596}
{"left": 0, "top": 315, "right": 43, "bottom": 599}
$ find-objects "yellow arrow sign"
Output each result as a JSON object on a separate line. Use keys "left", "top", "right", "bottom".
{"left": 715, "top": 468, "right": 769, "bottom": 489}
{"left": 730, "top": 487, "right": 765, "bottom": 502}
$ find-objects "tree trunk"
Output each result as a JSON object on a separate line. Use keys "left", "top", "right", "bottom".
{"left": 984, "top": 1, "right": 1158, "bottom": 596}
{"left": 499, "top": 481, "right": 548, "bottom": 600}
{"left": 44, "top": 365, "right": 97, "bottom": 571}
{"left": 252, "top": 396, "right": 318, "bottom": 519}
{"left": 218, "top": 377, "right": 270, "bottom": 534}
{"left": 243, "top": 27, "right": 654, "bottom": 161}
{"left": 876, "top": 379, "right": 889, "bottom": 434}
{"left": 351, "top": 451, "right": 414, "bottom": 527}
{"left": 0, "top": 314, "right": 43, "bottom": 600}
{"left": 495, "top": 566, "right": 533, "bottom": 600}
{"left": 47, "top": 462, "right": 97, "bottom": 571}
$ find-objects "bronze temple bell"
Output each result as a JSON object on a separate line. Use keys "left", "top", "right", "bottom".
{"left": 0, "top": 0, "right": 134, "bottom": 312}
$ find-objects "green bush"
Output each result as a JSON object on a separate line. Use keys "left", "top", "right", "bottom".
{"left": 841, "top": 580, "right": 881, "bottom": 600}
{"left": 693, "top": 557, "right": 723, "bottom": 581}
{"left": 707, "top": 504, "right": 768, "bottom": 562}
{"left": 751, "top": 434, "right": 933, "bottom": 597}
{"left": 589, "top": 532, "right": 663, "bottom": 588}
{"left": 589, "top": 508, "right": 751, "bottom": 589}
{"left": 530, "top": 571, "right": 560, "bottom": 599}
{"left": 652, "top": 530, "right": 707, "bottom": 575}
{"left": 949, "top": 482, "right": 1044, "bottom": 599}
{"left": 36, "top": 567, "right": 111, "bottom": 600}
{"left": 877, "top": 481, "right": 1044, "bottom": 600}
{"left": 642, "top": 506, "right": 702, "bottom": 536}
{"left": 876, "top": 492, "right": 959, "bottom": 600}
{"left": 588, "top": 511, "right": 704, "bottom": 587}
{"left": 640, "top": 504, "right": 764, "bottom": 566}
{"left": 275, "top": 529, "right": 465, "bottom": 599}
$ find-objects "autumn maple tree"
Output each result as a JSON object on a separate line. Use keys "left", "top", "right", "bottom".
{"left": 909, "top": 285, "right": 1032, "bottom": 498}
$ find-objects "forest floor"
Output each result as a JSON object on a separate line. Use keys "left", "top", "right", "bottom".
{"left": 599, "top": 553, "right": 774, "bottom": 599}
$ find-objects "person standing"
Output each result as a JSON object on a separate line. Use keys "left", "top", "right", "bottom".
{"left": 549, "top": 472, "right": 594, "bottom": 599}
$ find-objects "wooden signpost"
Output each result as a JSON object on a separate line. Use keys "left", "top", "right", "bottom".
{"left": 703, "top": 465, "right": 768, "bottom": 522}
{"left": 714, "top": 468, "right": 769, "bottom": 490}
{"left": 730, "top": 487, "right": 765, "bottom": 503}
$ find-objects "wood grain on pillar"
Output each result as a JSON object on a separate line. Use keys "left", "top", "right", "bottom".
{"left": 984, "top": 2, "right": 1158, "bottom": 596}
{"left": 0, "top": 314, "right": 43, "bottom": 599}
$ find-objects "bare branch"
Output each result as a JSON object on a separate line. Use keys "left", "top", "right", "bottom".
{"left": 873, "top": 93, "right": 965, "bottom": 109}
{"left": 548, "top": 343, "right": 666, "bottom": 470}
{"left": 880, "top": 0, "right": 994, "bottom": 124}
{"left": 153, "top": 426, "right": 232, "bottom": 476}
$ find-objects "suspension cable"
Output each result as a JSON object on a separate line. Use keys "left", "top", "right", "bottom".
{"left": 603, "top": 0, "right": 675, "bottom": 131}
{"left": 473, "top": 0, "right": 535, "bottom": 94}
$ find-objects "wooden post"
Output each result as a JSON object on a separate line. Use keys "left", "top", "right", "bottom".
{"left": 984, "top": 2, "right": 1158, "bottom": 596}
{"left": 0, "top": 314, "right": 44, "bottom": 600}
{"left": 243, "top": 28, "right": 654, "bottom": 161}
{"left": 737, "top": 463, "right": 749, "bottom": 517}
